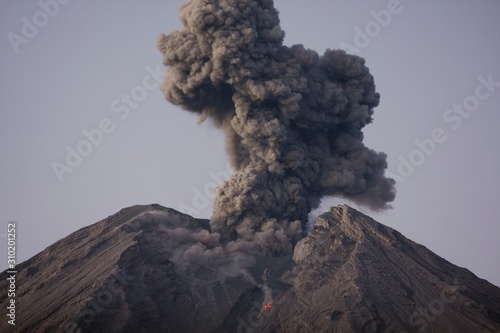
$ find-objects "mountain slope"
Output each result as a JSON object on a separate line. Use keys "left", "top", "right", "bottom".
{"left": 257, "top": 205, "right": 500, "bottom": 332}
{"left": 0, "top": 204, "right": 499, "bottom": 332}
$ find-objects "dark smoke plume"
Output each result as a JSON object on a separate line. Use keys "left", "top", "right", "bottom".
{"left": 157, "top": 0, "right": 395, "bottom": 255}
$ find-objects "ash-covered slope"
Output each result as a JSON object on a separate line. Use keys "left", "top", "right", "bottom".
{"left": 1, "top": 204, "right": 499, "bottom": 333}
{"left": 259, "top": 205, "right": 500, "bottom": 332}
{"left": 0, "top": 204, "right": 258, "bottom": 333}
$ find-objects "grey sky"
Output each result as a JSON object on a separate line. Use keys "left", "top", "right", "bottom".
{"left": 1, "top": 1, "right": 499, "bottom": 286}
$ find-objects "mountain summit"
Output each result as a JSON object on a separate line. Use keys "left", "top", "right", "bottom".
{"left": 1, "top": 204, "right": 499, "bottom": 332}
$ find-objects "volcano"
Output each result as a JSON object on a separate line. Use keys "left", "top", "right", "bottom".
{"left": 1, "top": 204, "right": 499, "bottom": 332}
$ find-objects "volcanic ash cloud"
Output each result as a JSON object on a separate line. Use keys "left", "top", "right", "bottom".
{"left": 157, "top": 0, "right": 396, "bottom": 255}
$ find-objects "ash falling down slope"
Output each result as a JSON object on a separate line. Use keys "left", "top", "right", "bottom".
{"left": 1, "top": 204, "right": 499, "bottom": 332}
{"left": 157, "top": 0, "right": 396, "bottom": 256}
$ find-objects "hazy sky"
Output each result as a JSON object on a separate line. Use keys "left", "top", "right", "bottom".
{"left": 1, "top": 1, "right": 499, "bottom": 287}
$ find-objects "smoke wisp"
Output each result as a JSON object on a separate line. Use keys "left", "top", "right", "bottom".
{"left": 157, "top": 0, "right": 395, "bottom": 256}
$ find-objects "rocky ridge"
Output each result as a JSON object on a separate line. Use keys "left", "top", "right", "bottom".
{"left": 0, "top": 204, "right": 499, "bottom": 332}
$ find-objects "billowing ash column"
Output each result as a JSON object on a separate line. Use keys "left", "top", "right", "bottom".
{"left": 157, "top": 0, "right": 395, "bottom": 255}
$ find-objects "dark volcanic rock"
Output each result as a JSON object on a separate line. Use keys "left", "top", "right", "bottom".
{"left": 1, "top": 204, "right": 499, "bottom": 332}
{"left": 262, "top": 205, "right": 500, "bottom": 332}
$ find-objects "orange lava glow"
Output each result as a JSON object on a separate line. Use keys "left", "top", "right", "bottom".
{"left": 263, "top": 303, "right": 272, "bottom": 311}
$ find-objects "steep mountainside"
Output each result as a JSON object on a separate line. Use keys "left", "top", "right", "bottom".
{"left": 1, "top": 204, "right": 499, "bottom": 332}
